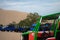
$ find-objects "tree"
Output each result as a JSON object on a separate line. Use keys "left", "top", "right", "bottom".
{"left": 18, "top": 12, "right": 40, "bottom": 28}
{"left": 27, "top": 12, "right": 40, "bottom": 24}
{"left": 8, "top": 21, "right": 19, "bottom": 29}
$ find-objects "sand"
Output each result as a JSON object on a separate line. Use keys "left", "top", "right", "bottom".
{"left": 0, "top": 9, "right": 28, "bottom": 25}
{"left": 0, "top": 31, "right": 22, "bottom": 40}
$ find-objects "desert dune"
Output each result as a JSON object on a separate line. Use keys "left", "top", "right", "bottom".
{"left": 0, "top": 9, "right": 28, "bottom": 25}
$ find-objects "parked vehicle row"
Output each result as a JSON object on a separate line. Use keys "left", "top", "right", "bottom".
{"left": 0, "top": 27, "right": 2, "bottom": 31}
{"left": 0, "top": 23, "right": 52, "bottom": 33}
{"left": 0, "top": 26, "right": 29, "bottom": 33}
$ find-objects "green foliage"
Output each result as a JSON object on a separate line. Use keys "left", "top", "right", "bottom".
{"left": 0, "top": 24, "right": 3, "bottom": 27}
{"left": 8, "top": 21, "right": 19, "bottom": 29}
{"left": 18, "top": 12, "right": 40, "bottom": 28}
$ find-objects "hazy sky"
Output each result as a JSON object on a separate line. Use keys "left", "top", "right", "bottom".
{"left": 0, "top": 0, "right": 60, "bottom": 15}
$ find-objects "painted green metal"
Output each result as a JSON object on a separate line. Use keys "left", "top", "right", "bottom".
{"left": 22, "top": 13, "right": 60, "bottom": 40}
{"left": 54, "top": 17, "right": 60, "bottom": 38}
{"left": 57, "top": 30, "right": 60, "bottom": 32}
{"left": 33, "top": 16, "right": 42, "bottom": 40}
{"left": 33, "top": 15, "right": 59, "bottom": 40}
{"left": 54, "top": 19, "right": 59, "bottom": 37}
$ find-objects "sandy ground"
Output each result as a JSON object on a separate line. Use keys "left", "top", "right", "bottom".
{"left": 0, "top": 9, "right": 28, "bottom": 25}
{"left": 0, "top": 31, "right": 22, "bottom": 40}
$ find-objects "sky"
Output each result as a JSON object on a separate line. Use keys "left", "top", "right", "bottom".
{"left": 0, "top": 0, "right": 60, "bottom": 16}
